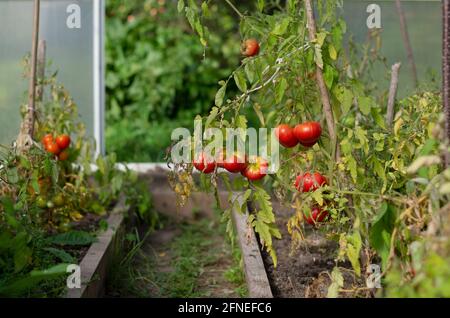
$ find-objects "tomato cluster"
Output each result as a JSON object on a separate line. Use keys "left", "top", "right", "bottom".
{"left": 275, "top": 121, "right": 322, "bottom": 148}
{"left": 295, "top": 172, "right": 328, "bottom": 225}
{"left": 41, "top": 133, "right": 71, "bottom": 161}
{"left": 193, "top": 151, "right": 268, "bottom": 182}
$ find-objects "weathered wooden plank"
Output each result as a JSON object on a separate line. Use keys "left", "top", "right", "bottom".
{"left": 231, "top": 193, "right": 273, "bottom": 298}
{"left": 65, "top": 202, "right": 126, "bottom": 298}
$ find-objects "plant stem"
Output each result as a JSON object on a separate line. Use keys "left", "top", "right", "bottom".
{"left": 304, "top": 0, "right": 340, "bottom": 162}
{"left": 224, "top": 0, "right": 243, "bottom": 18}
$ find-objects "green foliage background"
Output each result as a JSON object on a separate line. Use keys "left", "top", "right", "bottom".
{"left": 105, "top": 0, "right": 251, "bottom": 162}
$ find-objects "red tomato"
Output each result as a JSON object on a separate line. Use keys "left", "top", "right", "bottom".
{"left": 56, "top": 134, "right": 71, "bottom": 150}
{"left": 304, "top": 207, "right": 329, "bottom": 225}
{"left": 242, "top": 38, "right": 260, "bottom": 57}
{"left": 275, "top": 124, "right": 298, "bottom": 148}
{"left": 41, "top": 134, "right": 53, "bottom": 146}
{"left": 295, "top": 172, "right": 327, "bottom": 192}
{"left": 242, "top": 156, "right": 268, "bottom": 181}
{"left": 46, "top": 142, "right": 61, "bottom": 155}
{"left": 223, "top": 152, "right": 247, "bottom": 173}
{"left": 58, "top": 150, "right": 70, "bottom": 161}
{"left": 293, "top": 121, "right": 322, "bottom": 147}
{"left": 193, "top": 152, "right": 216, "bottom": 174}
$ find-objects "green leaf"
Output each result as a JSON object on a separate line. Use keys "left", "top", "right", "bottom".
{"left": 43, "top": 247, "right": 76, "bottom": 263}
{"left": 357, "top": 96, "right": 373, "bottom": 116}
{"left": 327, "top": 267, "right": 344, "bottom": 298}
{"left": 215, "top": 82, "right": 227, "bottom": 107}
{"left": 257, "top": 0, "right": 265, "bottom": 12}
{"left": 314, "top": 45, "right": 324, "bottom": 69}
{"left": 324, "top": 65, "right": 336, "bottom": 89}
{"left": 340, "top": 87, "right": 353, "bottom": 115}
{"left": 177, "top": 0, "right": 185, "bottom": 13}
{"left": 347, "top": 155, "right": 357, "bottom": 182}
{"left": 369, "top": 203, "right": 396, "bottom": 270}
{"left": 275, "top": 78, "right": 288, "bottom": 104}
{"left": 205, "top": 106, "right": 219, "bottom": 129}
{"left": 0, "top": 264, "right": 69, "bottom": 297}
{"left": 47, "top": 231, "right": 97, "bottom": 246}
{"left": 244, "top": 62, "right": 255, "bottom": 84}
{"left": 329, "top": 44, "right": 337, "bottom": 60}
{"left": 316, "top": 32, "right": 327, "bottom": 47}
{"left": 311, "top": 190, "right": 324, "bottom": 206}
{"left": 346, "top": 232, "right": 362, "bottom": 277}
{"left": 252, "top": 103, "right": 265, "bottom": 126}
{"left": 272, "top": 17, "right": 291, "bottom": 36}
{"left": 234, "top": 70, "right": 247, "bottom": 92}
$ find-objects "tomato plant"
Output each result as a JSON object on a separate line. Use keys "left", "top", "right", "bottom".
{"left": 0, "top": 59, "right": 158, "bottom": 297}
{"left": 175, "top": 0, "right": 450, "bottom": 297}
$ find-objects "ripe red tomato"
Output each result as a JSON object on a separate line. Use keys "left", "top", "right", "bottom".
{"left": 293, "top": 121, "right": 322, "bottom": 147}
{"left": 275, "top": 124, "right": 298, "bottom": 148}
{"left": 295, "top": 172, "right": 327, "bottom": 192}
{"left": 41, "top": 134, "right": 53, "bottom": 146}
{"left": 193, "top": 152, "right": 216, "bottom": 174}
{"left": 58, "top": 150, "right": 70, "bottom": 161}
{"left": 46, "top": 142, "right": 61, "bottom": 155}
{"left": 223, "top": 152, "right": 247, "bottom": 173}
{"left": 304, "top": 207, "right": 329, "bottom": 225}
{"left": 242, "top": 38, "right": 260, "bottom": 57}
{"left": 56, "top": 134, "right": 71, "bottom": 150}
{"left": 242, "top": 156, "right": 268, "bottom": 181}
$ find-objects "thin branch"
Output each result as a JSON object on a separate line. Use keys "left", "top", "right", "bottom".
{"left": 304, "top": 0, "right": 339, "bottom": 161}
{"left": 224, "top": 0, "right": 243, "bottom": 18}
{"left": 36, "top": 40, "right": 46, "bottom": 102}
{"left": 395, "top": 0, "right": 418, "bottom": 88}
{"left": 386, "top": 62, "right": 401, "bottom": 128}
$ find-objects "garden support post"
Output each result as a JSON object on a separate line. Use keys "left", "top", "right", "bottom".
{"left": 443, "top": 0, "right": 450, "bottom": 167}
{"left": 395, "top": 0, "right": 418, "bottom": 88}
{"left": 16, "top": 0, "right": 40, "bottom": 150}
{"left": 386, "top": 63, "right": 401, "bottom": 128}
{"left": 304, "top": 0, "right": 339, "bottom": 161}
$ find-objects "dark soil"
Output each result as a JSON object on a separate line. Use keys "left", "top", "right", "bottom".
{"left": 261, "top": 201, "right": 362, "bottom": 298}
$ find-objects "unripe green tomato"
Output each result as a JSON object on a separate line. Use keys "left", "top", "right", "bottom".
{"left": 53, "top": 194, "right": 65, "bottom": 207}
{"left": 36, "top": 196, "right": 47, "bottom": 209}
{"left": 47, "top": 201, "right": 55, "bottom": 209}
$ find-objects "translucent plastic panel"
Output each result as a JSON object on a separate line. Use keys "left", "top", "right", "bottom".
{"left": 341, "top": 0, "right": 441, "bottom": 96}
{"left": 0, "top": 0, "right": 97, "bottom": 146}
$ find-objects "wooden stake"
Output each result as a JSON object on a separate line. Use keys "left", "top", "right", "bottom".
{"left": 16, "top": 0, "right": 40, "bottom": 150}
{"left": 395, "top": 0, "right": 418, "bottom": 88}
{"left": 386, "top": 63, "right": 401, "bottom": 128}
{"left": 443, "top": 0, "right": 450, "bottom": 168}
{"left": 304, "top": 0, "right": 339, "bottom": 160}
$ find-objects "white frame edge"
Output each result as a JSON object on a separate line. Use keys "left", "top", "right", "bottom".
{"left": 93, "top": 0, "right": 105, "bottom": 155}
